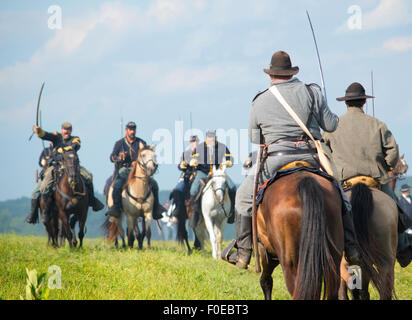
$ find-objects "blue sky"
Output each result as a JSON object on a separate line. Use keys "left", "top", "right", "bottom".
{"left": 1, "top": 0, "right": 411, "bottom": 200}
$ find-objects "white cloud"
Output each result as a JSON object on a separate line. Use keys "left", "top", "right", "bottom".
{"left": 383, "top": 36, "right": 412, "bottom": 52}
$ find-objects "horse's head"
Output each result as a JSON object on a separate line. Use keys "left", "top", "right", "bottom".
{"left": 137, "top": 145, "right": 158, "bottom": 177}
{"left": 62, "top": 149, "right": 81, "bottom": 188}
{"left": 211, "top": 165, "right": 228, "bottom": 204}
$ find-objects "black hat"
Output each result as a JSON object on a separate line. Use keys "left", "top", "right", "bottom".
{"left": 190, "top": 135, "right": 199, "bottom": 142}
{"left": 61, "top": 122, "right": 72, "bottom": 130}
{"left": 126, "top": 121, "right": 137, "bottom": 129}
{"left": 401, "top": 184, "right": 411, "bottom": 192}
{"left": 336, "top": 82, "right": 374, "bottom": 102}
{"left": 264, "top": 51, "right": 299, "bottom": 76}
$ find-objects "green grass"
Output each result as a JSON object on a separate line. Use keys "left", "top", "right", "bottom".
{"left": 0, "top": 234, "right": 411, "bottom": 300}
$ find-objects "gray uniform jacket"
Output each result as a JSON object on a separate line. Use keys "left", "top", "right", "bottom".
{"left": 323, "top": 107, "right": 399, "bottom": 185}
{"left": 248, "top": 77, "right": 339, "bottom": 174}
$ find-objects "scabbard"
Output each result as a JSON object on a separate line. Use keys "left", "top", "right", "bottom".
{"left": 251, "top": 145, "right": 264, "bottom": 273}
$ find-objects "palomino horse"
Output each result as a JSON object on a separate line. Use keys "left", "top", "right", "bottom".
{"left": 104, "top": 146, "right": 157, "bottom": 249}
{"left": 41, "top": 150, "right": 89, "bottom": 248}
{"left": 257, "top": 170, "right": 344, "bottom": 300}
{"left": 195, "top": 165, "right": 231, "bottom": 259}
{"left": 339, "top": 156, "right": 408, "bottom": 300}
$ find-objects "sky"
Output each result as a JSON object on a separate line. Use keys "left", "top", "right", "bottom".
{"left": 0, "top": 0, "right": 411, "bottom": 200}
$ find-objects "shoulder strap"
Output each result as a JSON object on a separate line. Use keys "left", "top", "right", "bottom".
{"left": 269, "top": 85, "right": 316, "bottom": 144}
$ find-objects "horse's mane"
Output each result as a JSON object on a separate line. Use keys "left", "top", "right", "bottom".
{"left": 123, "top": 146, "right": 153, "bottom": 190}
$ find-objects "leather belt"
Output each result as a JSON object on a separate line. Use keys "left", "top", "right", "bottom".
{"left": 267, "top": 148, "right": 317, "bottom": 157}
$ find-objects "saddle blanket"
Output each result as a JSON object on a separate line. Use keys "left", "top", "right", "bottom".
{"left": 256, "top": 166, "right": 343, "bottom": 209}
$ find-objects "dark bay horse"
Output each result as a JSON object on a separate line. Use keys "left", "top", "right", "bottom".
{"left": 54, "top": 150, "right": 89, "bottom": 248}
{"left": 257, "top": 170, "right": 344, "bottom": 300}
{"left": 167, "top": 167, "right": 197, "bottom": 255}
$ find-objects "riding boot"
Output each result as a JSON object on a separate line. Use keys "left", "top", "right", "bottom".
{"left": 188, "top": 179, "right": 205, "bottom": 228}
{"left": 222, "top": 214, "right": 252, "bottom": 269}
{"left": 106, "top": 188, "right": 122, "bottom": 218}
{"left": 86, "top": 182, "right": 104, "bottom": 212}
{"left": 151, "top": 183, "right": 166, "bottom": 220}
{"left": 342, "top": 211, "right": 361, "bottom": 265}
{"left": 41, "top": 193, "right": 54, "bottom": 224}
{"left": 188, "top": 196, "right": 201, "bottom": 229}
{"left": 25, "top": 198, "right": 40, "bottom": 224}
{"left": 227, "top": 189, "right": 236, "bottom": 224}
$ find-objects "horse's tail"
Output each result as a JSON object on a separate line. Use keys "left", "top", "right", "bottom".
{"left": 294, "top": 176, "right": 339, "bottom": 300}
{"left": 101, "top": 216, "right": 119, "bottom": 242}
{"left": 350, "top": 183, "right": 391, "bottom": 297}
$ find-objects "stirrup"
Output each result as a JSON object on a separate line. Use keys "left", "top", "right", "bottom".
{"left": 222, "top": 239, "right": 237, "bottom": 264}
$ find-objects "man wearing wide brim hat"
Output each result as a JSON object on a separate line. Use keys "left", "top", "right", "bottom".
{"left": 26, "top": 122, "right": 104, "bottom": 224}
{"left": 323, "top": 82, "right": 412, "bottom": 267}
{"left": 222, "top": 50, "right": 361, "bottom": 269}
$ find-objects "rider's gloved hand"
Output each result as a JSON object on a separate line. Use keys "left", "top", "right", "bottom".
{"left": 57, "top": 147, "right": 64, "bottom": 153}
{"left": 189, "top": 159, "right": 198, "bottom": 167}
{"left": 179, "top": 160, "right": 188, "bottom": 170}
{"left": 33, "top": 125, "right": 45, "bottom": 137}
{"left": 221, "top": 160, "right": 233, "bottom": 168}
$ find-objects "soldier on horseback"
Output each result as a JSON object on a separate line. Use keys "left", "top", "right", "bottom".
{"left": 222, "top": 51, "right": 361, "bottom": 269}
{"left": 323, "top": 82, "right": 412, "bottom": 267}
{"left": 105, "top": 121, "right": 165, "bottom": 220}
{"left": 188, "top": 130, "right": 237, "bottom": 227}
{"left": 25, "top": 122, "right": 104, "bottom": 224}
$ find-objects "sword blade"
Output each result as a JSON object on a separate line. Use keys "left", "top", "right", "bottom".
{"left": 306, "top": 10, "right": 327, "bottom": 105}
{"left": 36, "top": 82, "right": 45, "bottom": 126}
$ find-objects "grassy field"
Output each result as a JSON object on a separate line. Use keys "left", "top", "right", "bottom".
{"left": 0, "top": 234, "right": 411, "bottom": 300}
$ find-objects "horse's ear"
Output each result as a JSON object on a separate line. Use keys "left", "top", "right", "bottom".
{"left": 401, "top": 154, "right": 404, "bottom": 159}
{"left": 149, "top": 144, "right": 155, "bottom": 151}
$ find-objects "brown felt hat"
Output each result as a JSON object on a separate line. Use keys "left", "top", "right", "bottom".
{"left": 336, "top": 82, "right": 374, "bottom": 101}
{"left": 263, "top": 51, "right": 299, "bottom": 76}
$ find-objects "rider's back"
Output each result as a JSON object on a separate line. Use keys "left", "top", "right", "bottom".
{"left": 323, "top": 107, "right": 399, "bottom": 184}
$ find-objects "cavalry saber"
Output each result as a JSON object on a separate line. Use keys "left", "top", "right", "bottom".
{"left": 371, "top": 70, "right": 375, "bottom": 117}
{"left": 306, "top": 10, "right": 327, "bottom": 105}
{"left": 28, "top": 82, "right": 45, "bottom": 141}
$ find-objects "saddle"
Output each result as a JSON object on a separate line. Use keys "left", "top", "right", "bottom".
{"left": 256, "top": 162, "right": 341, "bottom": 208}
{"left": 341, "top": 176, "right": 381, "bottom": 191}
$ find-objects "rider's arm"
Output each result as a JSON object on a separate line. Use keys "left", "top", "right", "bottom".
{"left": 110, "top": 140, "right": 123, "bottom": 163}
{"left": 310, "top": 86, "right": 339, "bottom": 133}
{"left": 380, "top": 123, "right": 399, "bottom": 170}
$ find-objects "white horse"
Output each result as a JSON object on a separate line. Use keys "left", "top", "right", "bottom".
{"left": 195, "top": 165, "right": 231, "bottom": 259}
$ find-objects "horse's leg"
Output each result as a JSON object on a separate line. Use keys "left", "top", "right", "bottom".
{"left": 146, "top": 217, "right": 152, "bottom": 249}
{"left": 259, "top": 244, "right": 279, "bottom": 300}
{"left": 126, "top": 215, "right": 135, "bottom": 248}
{"left": 203, "top": 213, "right": 217, "bottom": 259}
{"left": 78, "top": 210, "right": 87, "bottom": 249}
{"left": 377, "top": 264, "right": 395, "bottom": 300}
{"left": 70, "top": 215, "right": 78, "bottom": 248}
{"left": 114, "top": 216, "right": 126, "bottom": 249}
{"left": 214, "top": 219, "right": 225, "bottom": 260}
{"left": 60, "top": 211, "right": 73, "bottom": 248}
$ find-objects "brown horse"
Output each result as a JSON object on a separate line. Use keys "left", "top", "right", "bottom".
{"left": 257, "top": 170, "right": 344, "bottom": 300}
{"left": 53, "top": 150, "right": 89, "bottom": 248}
